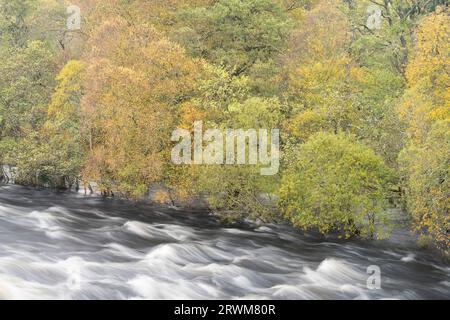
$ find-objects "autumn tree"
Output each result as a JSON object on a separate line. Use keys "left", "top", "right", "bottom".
{"left": 80, "top": 17, "right": 203, "bottom": 197}
{"left": 41, "top": 60, "right": 85, "bottom": 188}
{"left": 280, "top": 0, "right": 405, "bottom": 166}
{"left": 398, "top": 8, "right": 449, "bottom": 254}
{"left": 279, "top": 132, "right": 393, "bottom": 239}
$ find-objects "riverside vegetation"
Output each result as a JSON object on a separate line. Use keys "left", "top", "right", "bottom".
{"left": 0, "top": 0, "right": 448, "bottom": 255}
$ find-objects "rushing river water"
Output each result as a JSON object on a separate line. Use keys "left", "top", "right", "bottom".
{"left": 0, "top": 185, "right": 448, "bottom": 300}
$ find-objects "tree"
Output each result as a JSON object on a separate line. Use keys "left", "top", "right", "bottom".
{"left": 279, "top": 132, "right": 393, "bottom": 239}
{"left": 174, "top": 0, "right": 292, "bottom": 75}
{"left": 398, "top": 8, "right": 449, "bottom": 142}
{"left": 281, "top": 0, "right": 405, "bottom": 166}
{"left": 0, "top": 40, "right": 57, "bottom": 178}
{"left": 398, "top": 8, "right": 449, "bottom": 254}
{"left": 41, "top": 60, "right": 86, "bottom": 188}
{"left": 165, "top": 65, "right": 283, "bottom": 218}
{"left": 280, "top": 1, "right": 362, "bottom": 140}
{"left": 80, "top": 17, "right": 203, "bottom": 198}
{"left": 0, "top": 40, "right": 56, "bottom": 131}
{"left": 0, "top": 0, "right": 35, "bottom": 47}
{"left": 0, "top": 0, "right": 66, "bottom": 183}
{"left": 346, "top": 0, "right": 448, "bottom": 76}
{"left": 191, "top": 97, "right": 284, "bottom": 220}
{"left": 399, "top": 120, "right": 449, "bottom": 253}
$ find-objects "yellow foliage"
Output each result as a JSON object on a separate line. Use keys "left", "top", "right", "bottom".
{"left": 398, "top": 8, "right": 450, "bottom": 254}
{"left": 153, "top": 190, "right": 172, "bottom": 205}
{"left": 79, "top": 16, "right": 204, "bottom": 197}
{"left": 399, "top": 10, "right": 450, "bottom": 142}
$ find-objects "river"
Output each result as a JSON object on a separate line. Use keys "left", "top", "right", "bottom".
{"left": 0, "top": 185, "right": 448, "bottom": 299}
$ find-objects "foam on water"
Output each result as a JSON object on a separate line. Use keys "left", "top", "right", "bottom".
{"left": 124, "top": 221, "right": 195, "bottom": 241}
{"left": 0, "top": 185, "right": 449, "bottom": 300}
{"left": 401, "top": 253, "right": 416, "bottom": 262}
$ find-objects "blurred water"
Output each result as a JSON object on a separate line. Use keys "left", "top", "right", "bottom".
{"left": 0, "top": 185, "right": 448, "bottom": 300}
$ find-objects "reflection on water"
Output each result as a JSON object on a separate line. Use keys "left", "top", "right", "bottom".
{"left": 0, "top": 185, "right": 449, "bottom": 300}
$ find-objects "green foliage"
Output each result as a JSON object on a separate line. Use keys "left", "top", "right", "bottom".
{"left": 346, "top": 0, "right": 448, "bottom": 75}
{"left": 0, "top": 0, "right": 68, "bottom": 50}
{"left": 227, "top": 97, "right": 285, "bottom": 129}
{"left": 194, "top": 165, "right": 278, "bottom": 222}
{"left": 12, "top": 60, "right": 85, "bottom": 187}
{"left": 175, "top": 0, "right": 292, "bottom": 75}
{"left": 0, "top": 40, "right": 57, "bottom": 180}
{"left": 279, "top": 132, "right": 393, "bottom": 239}
{"left": 0, "top": 0, "right": 36, "bottom": 47}
{"left": 399, "top": 120, "right": 449, "bottom": 253}
{"left": 0, "top": 0, "right": 63, "bottom": 180}
{"left": 0, "top": 41, "right": 56, "bottom": 137}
